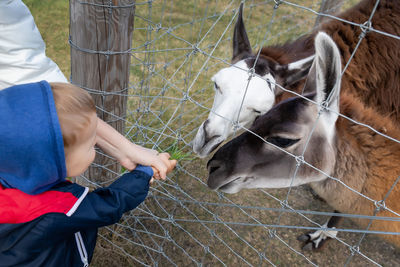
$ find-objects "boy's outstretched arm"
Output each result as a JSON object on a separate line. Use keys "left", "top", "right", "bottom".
{"left": 46, "top": 166, "right": 153, "bottom": 235}
{"left": 44, "top": 158, "right": 173, "bottom": 237}
{"left": 96, "top": 118, "right": 176, "bottom": 179}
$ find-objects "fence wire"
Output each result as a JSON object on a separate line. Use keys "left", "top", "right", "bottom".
{"left": 71, "top": 0, "right": 400, "bottom": 266}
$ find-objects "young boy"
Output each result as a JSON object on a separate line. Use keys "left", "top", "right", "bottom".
{"left": 0, "top": 81, "right": 176, "bottom": 266}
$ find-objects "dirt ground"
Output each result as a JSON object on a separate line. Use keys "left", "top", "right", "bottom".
{"left": 91, "top": 158, "right": 400, "bottom": 267}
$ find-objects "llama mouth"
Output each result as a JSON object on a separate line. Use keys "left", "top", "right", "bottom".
{"left": 201, "top": 135, "right": 223, "bottom": 154}
{"left": 208, "top": 140, "right": 223, "bottom": 154}
{"left": 194, "top": 135, "right": 223, "bottom": 158}
{"left": 218, "top": 176, "right": 243, "bottom": 192}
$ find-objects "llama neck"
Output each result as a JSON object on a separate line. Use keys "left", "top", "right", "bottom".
{"left": 311, "top": 94, "right": 400, "bottom": 215}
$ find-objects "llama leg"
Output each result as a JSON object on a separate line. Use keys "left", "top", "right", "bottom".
{"left": 297, "top": 211, "right": 342, "bottom": 251}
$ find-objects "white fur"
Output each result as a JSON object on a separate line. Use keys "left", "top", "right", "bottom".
{"left": 219, "top": 171, "right": 328, "bottom": 193}
{"left": 308, "top": 222, "right": 338, "bottom": 248}
{"left": 193, "top": 60, "right": 276, "bottom": 157}
{"left": 288, "top": 55, "right": 315, "bottom": 71}
{"left": 246, "top": 175, "right": 328, "bottom": 191}
{"left": 315, "top": 32, "right": 342, "bottom": 146}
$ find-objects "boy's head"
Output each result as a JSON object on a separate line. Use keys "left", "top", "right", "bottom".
{"left": 51, "top": 83, "right": 97, "bottom": 177}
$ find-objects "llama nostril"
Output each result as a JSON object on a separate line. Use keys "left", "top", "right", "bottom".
{"left": 209, "top": 165, "right": 220, "bottom": 175}
{"left": 207, "top": 159, "right": 224, "bottom": 189}
{"left": 207, "top": 159, "right": 221, "bottom": 175}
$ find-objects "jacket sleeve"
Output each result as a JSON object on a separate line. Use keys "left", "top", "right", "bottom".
{"left": 45, "top": 167, "right": 152, "bottom": 235}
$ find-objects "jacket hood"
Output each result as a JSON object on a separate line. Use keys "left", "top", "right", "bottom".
{"left": 0, "top": 81, "right": 66, "bottom": 195}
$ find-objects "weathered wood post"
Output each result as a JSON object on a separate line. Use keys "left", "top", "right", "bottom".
{"left": 70, "top": 0, "right": 135, "bottom": 181}
{"left": 315, "top": 0, "right": 344, "bottom": 26}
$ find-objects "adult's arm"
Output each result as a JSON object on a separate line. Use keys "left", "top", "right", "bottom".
{"left": 96, "top": 119, "right": 175, "bottom": 179}
{"left": 0, "top": 0, "right": 68, "bottom": 90}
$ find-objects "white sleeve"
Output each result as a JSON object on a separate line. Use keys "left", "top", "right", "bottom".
{"left": 0, "top": 0, "right": 68, "bottom": 90}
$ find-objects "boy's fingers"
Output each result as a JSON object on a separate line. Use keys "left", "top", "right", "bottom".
{"left": 159, "top": 153, "right": 176, "bottom": 173}
{"left": 150, "top": 167, "right": 162, "bottom": 180}
{"left": 153, "top": 171, "right": 161, "bottom": 180}
{"left": 149, "top": 178, "right": 154, "bottom": 184}
{"left": 151, "top": 152, "right": 177, "bottom": 180}
{"left": 153, "top": 162, "right": 167, "bottom": 180}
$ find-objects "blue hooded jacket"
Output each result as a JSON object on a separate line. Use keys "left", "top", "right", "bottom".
{"left": 0, "top": 81, "right": 153, "bottom": 266}
{"left": 0, "top": 81, "right": 66, "bottom": 194}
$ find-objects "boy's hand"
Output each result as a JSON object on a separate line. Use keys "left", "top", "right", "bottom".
{"left": 149, "top": 153, "right": 177, "bottom": 184}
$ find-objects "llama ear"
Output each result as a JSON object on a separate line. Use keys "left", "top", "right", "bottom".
{"left": 304, "top": 32, "right": 342, "bottom": 115}
{"left": 272, "top": 55, "right": 315, "bottom": 90}
{"left": 232, "top": 3, "right": 252, "bottom": 63}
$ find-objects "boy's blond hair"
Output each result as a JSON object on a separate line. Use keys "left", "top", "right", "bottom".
{"left": 50, "top": 82, "right": 96, "bottom": 149}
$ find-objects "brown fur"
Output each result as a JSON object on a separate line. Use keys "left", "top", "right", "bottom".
{"left": 311, "top": 92, "right": 400, "bottom": 246}
{"left": 261, "top": 0, "right": 400, "bottom": 122}
{"left": 211, "top": 0, "right": 400, "bottom": 246}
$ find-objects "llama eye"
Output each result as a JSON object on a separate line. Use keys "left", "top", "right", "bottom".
{"left": 266, "top": 79, "right": 272, "bottom": 89}
{"left": 214, "top": 82, "right": 220, "bottom": 92}
{"left": 253, "top": 109, "right": 261, "bottom": 114}
{"left": 266, "top": 137, "right": 300, "bottom": 148}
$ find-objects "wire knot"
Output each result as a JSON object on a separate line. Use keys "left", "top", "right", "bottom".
{"left": 168, "top": 214, "right": 174, "bottom": 224}
{"left": 247, "top": 67, "right": 255, "bottom": 80}
{"left": 165, "top": 230, "right": 172, "bottom": 240}
{"left": 182, "top": 93, "right": 189, "bottom": 101}
{"left": 350, "top": 245, "right": 360, "bottom": 256}
{"left": 319, "top": 100, "right": 329, "bottom": 113}
{"left": 274, "top": 0, "right": 282, "bottom": 9}
{"left": 281, "top": 200, "right": 289, "bottom": 209}
{"left": 155, "top": 23, "right": 162, "bottom": 32}
{"left": 258, "top": 252, "right": 266, "bottom": 260}
{"left": 360, "top": 21, "right": 372, "bottom": 39}
{"left": 269, "top": 229, "right": 276, "bottom": 238}
{"left": 374, "top": 200, "right": 386, "bottom": 212}
{"left": 192, "top": 44, "right": 200, "bottom": 55}
{"left": 295, "top": 155, "right": 304, "bottom": 167}
{"left": 232, "top": 121, "right": 240, "bottom": 131}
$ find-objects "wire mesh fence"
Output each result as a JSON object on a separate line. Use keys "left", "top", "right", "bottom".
{"left": 70, "top": 0, "right": 400, "bottom": 266}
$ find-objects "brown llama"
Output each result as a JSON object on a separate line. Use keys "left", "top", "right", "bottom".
{"left": 193, "top": 0, "right": 400, "bottom": 158}
{"left": 262, "top": 0, "right": 400, "bottom": 118}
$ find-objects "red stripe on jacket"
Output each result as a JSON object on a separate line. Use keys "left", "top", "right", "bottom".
{"left": 0, "top": 185, "right": 78, "bottom": 224}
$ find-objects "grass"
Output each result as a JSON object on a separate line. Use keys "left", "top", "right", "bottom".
{"left": 165, "top": 140, "right": 195, "bottom": 161}
{"left": 24, "top": 0, "right": 400, "bottom": 266}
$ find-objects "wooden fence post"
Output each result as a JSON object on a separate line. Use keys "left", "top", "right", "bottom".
{"left": 315, "top": 0, "right": 344, "bottom": 26}
{"left": 70, "top": 0, "right": 135, "bottom": 182}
